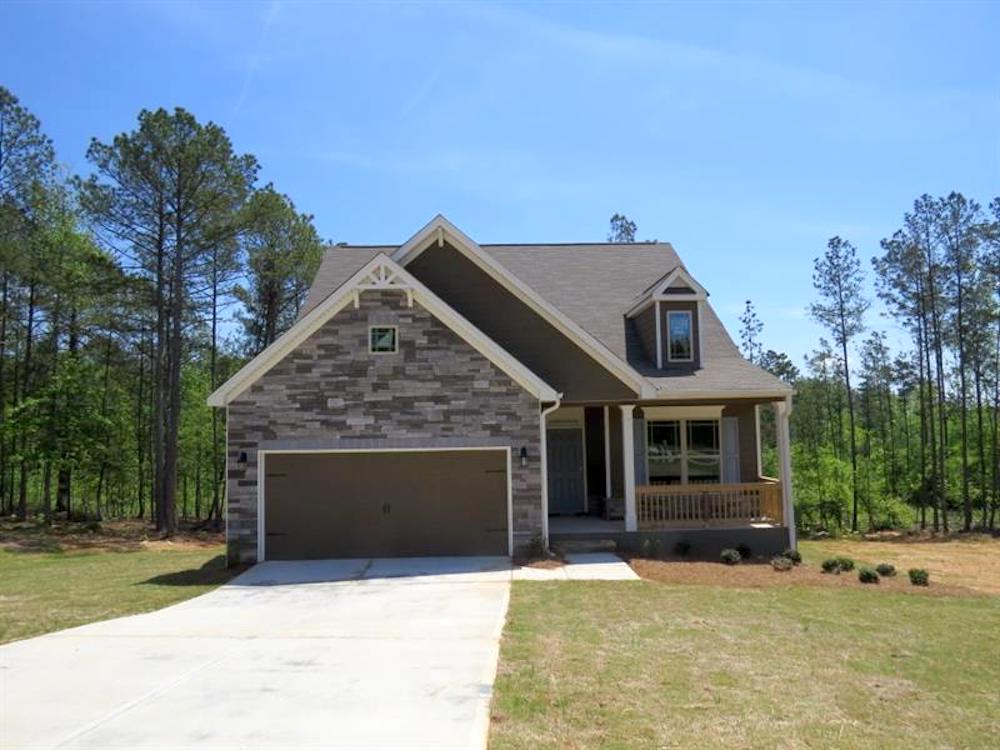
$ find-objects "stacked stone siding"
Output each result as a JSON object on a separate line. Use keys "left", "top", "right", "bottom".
{"left": 226, "top": 291, "right": 542, "bottom": 564}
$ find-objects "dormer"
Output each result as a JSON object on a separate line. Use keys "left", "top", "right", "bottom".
{"left": 626, "top": 266, "right": 708, "bottom": 370}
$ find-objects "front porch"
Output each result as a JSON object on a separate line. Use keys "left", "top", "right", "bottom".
{"left": 543, "top": 400, "right": 795, "bottom": 556}
{"left": 550, "top": 478, "right": 783, "bottom": 533}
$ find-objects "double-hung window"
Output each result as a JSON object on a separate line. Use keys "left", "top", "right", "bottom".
{"left": 646, "top": 419, "right": 720, "bottom": 484}
{"left": 666, "top": 310, "right": 693, "bottom": 362}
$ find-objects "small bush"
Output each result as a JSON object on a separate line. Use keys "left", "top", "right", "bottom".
{"left": 673, "top": 540, "right": 692, "bottom": 557}
{"left": 771, "top": 555, "right": 794, "bottom": 572}
{"left": 908, "top": 568, "right": 930, "bottom": 586}
{"left": 858, "top": 567, "right": 880, "bottom": 584}
{"left": 735, "top": 543, "right": 752, "bottom": 560}
{"left": 782, "top": 548, "right": 802, "bottom": 564}
{"left": 821, "top": 558, "right": 842, "bottom": 574}
{"left": 720, "top": 548, "right": 742, "bottom": 565}
{"left": 524, "top": 534, "right": 546, "bottom": 559}
{"left": 834, "top": 556, "right": 855, "bottom": 572}
{"left": 876, "top": 563, "right": 896, "bottom": 578}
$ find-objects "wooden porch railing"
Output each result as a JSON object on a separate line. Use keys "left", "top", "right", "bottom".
{"left": 636, "top": 479, "right": 783, "bottom": 529}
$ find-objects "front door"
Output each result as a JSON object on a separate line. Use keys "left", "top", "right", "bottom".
{"left": 547, "top": 428, "right": 585, "bottom": 514}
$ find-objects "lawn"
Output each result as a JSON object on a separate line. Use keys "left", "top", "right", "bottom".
{"left": 0, "top": 521, "right": 236, "bottom": 644}
{"left": 490, "top": 538, "right": 1000, "bottom": 749}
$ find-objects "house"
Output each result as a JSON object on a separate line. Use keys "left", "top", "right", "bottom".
{"left": 209, "top": 215, "right": 795, "bottom": 564}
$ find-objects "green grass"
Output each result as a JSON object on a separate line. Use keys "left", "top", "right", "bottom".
{"left": 490, "top": 580, "right": 1000, "bottom": 749}
{"left": 0, "top": 544, "right": 234, "bottom": 644}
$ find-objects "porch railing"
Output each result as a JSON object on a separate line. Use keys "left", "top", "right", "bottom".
{"left": 636, "top": 479, "right": 783, "bottom": 529}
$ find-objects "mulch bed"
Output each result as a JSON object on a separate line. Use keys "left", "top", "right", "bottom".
{"left": 628, "top": 557, "right": 978, "bottom": 597}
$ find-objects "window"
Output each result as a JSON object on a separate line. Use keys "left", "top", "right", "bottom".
{"left": 685, "top": 420, "right": 720, "bottom": 483}
{"left": 646, "top": 419, "right": 720, "bottom": 484}
{"left": 666, "top": 310, "right": 693, "bottom": 362}
{"left": 369, "top": 326, "right": 398, "bottom": 353}
{"left": 647, "top": 421, "right": 682, "bottom": 484}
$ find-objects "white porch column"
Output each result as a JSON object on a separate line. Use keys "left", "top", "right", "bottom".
{"left": 775, "top": 397, "right": 796, "bottom": 548}
{"left": 603, "top": 406, "right": 612, "bottom": 498}
{"left": 621, "top": 404, "right": 637, "bottom": 532}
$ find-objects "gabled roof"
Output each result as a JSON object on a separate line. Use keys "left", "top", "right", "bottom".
{"left": 390, "top": 215, "right": 654, "bottom": 398}
{"left": 625, "top": 266, "right": 708, "bottom": 318}
{"left": 207, "top": 253, "right": 561, "bottom": 406}
{"left": 296, "top": 215, "right": 792, "bottom": 401}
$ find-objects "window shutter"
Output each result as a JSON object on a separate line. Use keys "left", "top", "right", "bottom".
{"left": 633, "top": 415, "right": 648, "bottom": 485}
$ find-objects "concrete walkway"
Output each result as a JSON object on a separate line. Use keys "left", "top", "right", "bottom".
{"left": 513, "top": 552, "right": 641, "bottom": 581}
{"left": 1, "top": 554, "right": 637, "bottom": 749}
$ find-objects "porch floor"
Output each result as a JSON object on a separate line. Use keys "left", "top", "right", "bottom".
{"left": 549, "top": 515, "right": 781, "bottom": 535}
{"left": 549, "top": 516, "right": 624, "bottom": 534}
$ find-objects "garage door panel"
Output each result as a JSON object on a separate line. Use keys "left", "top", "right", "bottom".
{"left": 263, "top": 450, "right": 508, "bottom": 559}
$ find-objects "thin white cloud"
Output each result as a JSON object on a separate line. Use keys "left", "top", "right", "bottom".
{"left": 233, "top": 0, "right": 282, "bottom": 115}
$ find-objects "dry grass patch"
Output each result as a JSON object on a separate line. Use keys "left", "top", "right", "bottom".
{"left": 800, "top": 534, "right": 1000, "bottom": 595}
{"left": 0, "top": 518, "right": 223, "bottom": 553}
{"left": 490, "top": 581, "right": 1000, "bottom": 749}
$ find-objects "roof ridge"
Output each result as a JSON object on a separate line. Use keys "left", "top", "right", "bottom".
{"left": 325, "top": 241, "right": 672, "bottom": 250}
{"left": 482, "top": 241, "right": 664, "bottom": 247}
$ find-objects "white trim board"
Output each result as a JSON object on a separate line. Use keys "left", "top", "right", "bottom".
{"left": 392, "top": 215, "right": 654, "bottom": 398}
{"left": 207, "top": 253, "right": 560, "bottom": 406}
{"left": 626, "top": 266, "right": 709, "bottom": 318}
{"left": 256, "top": 446, "right": 515, "bottom": 561}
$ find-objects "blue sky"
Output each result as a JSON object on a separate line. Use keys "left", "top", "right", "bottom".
{"left": 3, "top": 1, "right": 998, "bottom": 367}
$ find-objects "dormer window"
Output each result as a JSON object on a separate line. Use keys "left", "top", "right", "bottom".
{"left": 626, "top": 266, "right": 707, "bottom": 370}
{"left": 666, "top": 311, "right": 693, "bottom": 362}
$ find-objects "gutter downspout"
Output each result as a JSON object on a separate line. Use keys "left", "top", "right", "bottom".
{"left": 539, "top": 396, "right": 563, "bottom": 549}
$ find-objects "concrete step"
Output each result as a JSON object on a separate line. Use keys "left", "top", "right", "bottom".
{"left": 552, "top": 538, "right": 618, "bottom": 555}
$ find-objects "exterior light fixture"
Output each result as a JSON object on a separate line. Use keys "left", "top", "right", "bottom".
{"left": 238, "top": 451, "right": 248, "bottom": 464}
{"left": 519, "top": 446, "right": 528, "bottom": 467}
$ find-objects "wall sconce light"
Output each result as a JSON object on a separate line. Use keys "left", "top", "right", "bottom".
{"left": 238, "top": 451, "right": 248, "bottom": 464}
{"left": 519, "top": 446, "right": 528, "bottom": 467}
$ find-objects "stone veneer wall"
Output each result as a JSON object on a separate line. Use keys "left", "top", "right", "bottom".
{"left": 225, "top": 291, "right": 542, "bottom": 564}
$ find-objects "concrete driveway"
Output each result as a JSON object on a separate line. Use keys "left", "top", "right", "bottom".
{"left": 1, "top": 557, "right": 513, "bottom": 750}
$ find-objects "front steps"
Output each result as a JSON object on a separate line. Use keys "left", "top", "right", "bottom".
{"left": 551, "top": 538, "right": 618, "bottom": 555}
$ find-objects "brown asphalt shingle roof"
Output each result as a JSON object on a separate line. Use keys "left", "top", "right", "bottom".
{"left": 300, "top": 241, "right": 790, "bottom": 399}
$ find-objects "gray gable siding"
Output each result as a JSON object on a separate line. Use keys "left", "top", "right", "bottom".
{"left": 226, "top": 291, "right": 543, "bottom": 564}
{"left": 632, "top": 305, "right": 657, "bottom": 365}
{"left": 406, "top": 242, "right": 636, "bottom": 403}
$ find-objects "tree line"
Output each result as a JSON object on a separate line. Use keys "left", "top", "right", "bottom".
{"left": 738, "top": 194, "right": 1000, "bottom": 534}
{"left": 0, "top": 88, "right": 324, "bottom": 532}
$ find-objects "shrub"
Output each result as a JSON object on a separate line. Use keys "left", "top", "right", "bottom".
{"left": 834, "top": 556, "right": 855, "bottom": 572}
{"left": 673, "top": 540, "right": 692, "bottom": 557}
{"left": 720, "top": 548, "right": 742, "bottom": 565}
{"left": 735, "top": 543, "right": 752, "bottom": 560}
{"left": 821, "top": 558, "right": 841, "bottom": 574}
{"left": 782, "top": 548, "right": 802, "bottom": 564}
{"left": 524, "top": 534, "right": 546, "bottom": 559}
{"left": 908, "top": 568, "right": 930, "bottom": 586}
{"left": 858, "top": 567, "right": 880, "bottom": 584}
{"left": 771, "top": 555, "right": 794, "bottom": 572}
{"left": 876, "top": 563, "right": 896, "bottom": 578}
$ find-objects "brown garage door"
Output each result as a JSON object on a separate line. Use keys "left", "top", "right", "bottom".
{"left": 263, "top": 450, "right": 509, "bottom": 559}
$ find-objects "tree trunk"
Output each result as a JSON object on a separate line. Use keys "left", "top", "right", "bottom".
{"left": 16, "top": 281, "right": 37, "bottom": 521}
